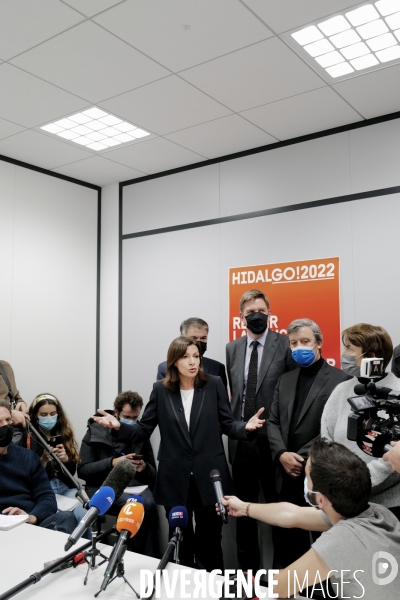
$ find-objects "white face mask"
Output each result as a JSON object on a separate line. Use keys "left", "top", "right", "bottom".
{"left": 304, "top": 475, "right": 321, "bottom": 508}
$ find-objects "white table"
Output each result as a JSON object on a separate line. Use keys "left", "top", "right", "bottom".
{"left": 0, "top": 524, "right": 229, "bottom": 600}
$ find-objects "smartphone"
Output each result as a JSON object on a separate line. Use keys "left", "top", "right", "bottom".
{"left": 132, "top": 454, "right": 143, "bottom": 460}
{"left": 49, "top": 435, "right": 63, "bottom": 447}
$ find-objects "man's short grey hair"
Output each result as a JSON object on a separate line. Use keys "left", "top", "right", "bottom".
{"left": 180, "top": 317, "right": 209, "bottom": 335}
{"left": 287, "top": 318, "right": 323, "bottom": 343}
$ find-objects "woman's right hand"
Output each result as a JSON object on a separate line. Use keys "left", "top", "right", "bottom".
{"left": 92, "top": 410, "right": 121, "bottom": 430}
{"left": 41, "top": 451, "right": 52, "bottom": 466}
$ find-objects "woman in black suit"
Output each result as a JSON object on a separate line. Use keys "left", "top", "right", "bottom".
{"left": 94, "top": 337, "right": 264, "bottom": 571}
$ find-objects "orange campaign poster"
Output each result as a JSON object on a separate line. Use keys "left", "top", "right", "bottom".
{"left": 229, "top": 257, "right": 341, "bottom": 367}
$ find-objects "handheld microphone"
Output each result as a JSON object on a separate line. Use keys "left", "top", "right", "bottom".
{"left": 210, "top": 469, "right": 228, "bottom": 524}
{"left": 169, "top": 506, "right": 188, "bottom": 564}
{"left": 99, "top": 501, "right": 144, "bottom": 592}
{"left": 64, "top": 486, "right": 115, "bottom": 551}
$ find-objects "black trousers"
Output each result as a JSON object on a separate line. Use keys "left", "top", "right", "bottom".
{"left": 232, "top": 438, "right": 277, "bottom": 572}
{"left": 165, "top": 475, "right": 223, "bottom": 572}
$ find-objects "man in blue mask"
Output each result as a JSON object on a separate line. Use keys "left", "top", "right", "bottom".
{"left": 267, "top": 318, "right": 351, "bottom": 568}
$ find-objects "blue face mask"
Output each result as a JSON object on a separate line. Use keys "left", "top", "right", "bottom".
{"left": 38, "top": 415, "right": 58, "bottom": 431}
{"left": 120, "top": 418, "right": 137, "bottom": 426}
{"left": 292, "top": 344, "right": 317, "bottom": 367}
{"left": 304, "top": 475, "right": 320, "bottom": 508}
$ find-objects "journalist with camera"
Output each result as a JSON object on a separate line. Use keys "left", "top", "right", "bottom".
{"left": 320, "top": 323, "right": 400, "bottom": 518}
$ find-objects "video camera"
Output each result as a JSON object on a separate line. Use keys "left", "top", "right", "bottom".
{"left": 347, "top": 358, "right": 400, "bottom": 458}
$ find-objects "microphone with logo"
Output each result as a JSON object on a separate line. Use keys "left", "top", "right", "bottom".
{"left": 210, "top": 469, "right": 228, "bottom": 524}
{"left": 64, "top": 460, "right": 136, "bottom": 551}
{"left": 96, "top": 500, "right": 144, "bottom": 597}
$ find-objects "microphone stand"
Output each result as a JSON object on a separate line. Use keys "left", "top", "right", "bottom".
{"left": 0, "top": 527, "right": 115, "bottom": 600}
{"left": 82, "top": 517, "right": 110, "bottom": 586}
{"left": 26, "top": 421, "right": 89, "bottom": 507}
{"left": 146, "top": 531, "right": 181, "bottom": 600}
{"left": 94, "top": 542, "right": 139, "bottom": 598}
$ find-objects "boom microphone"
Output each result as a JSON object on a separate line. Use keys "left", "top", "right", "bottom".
{"left": 102, "top": 459, "right": 137, "bottom": 501}
{"left": 64, "top": 486, "right": 115, "bottom": 551}
{"left": 210, "top": 469, "right": 228, "bottom": 524}
{"left": 99, "top": 501, "right": 144, "bottom": 592}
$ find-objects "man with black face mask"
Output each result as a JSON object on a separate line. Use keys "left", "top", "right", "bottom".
{"left": 156, "top": 317, "right": 227, "bottom": 390}
{"left": 226, "top": 289, "right": 295, "bottom": 573}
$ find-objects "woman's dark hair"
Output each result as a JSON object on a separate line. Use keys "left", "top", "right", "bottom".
{"left": 309, "top": 438, "right": 371, "bottom": 518}
{"left": 29, "top": 393, "right": 80, "bottom": 463}
{"left": 163, "top": 337, "right": 208, "bottom": 392}
{"left": 342, "top": 323, "right": 393, "bottom": 371}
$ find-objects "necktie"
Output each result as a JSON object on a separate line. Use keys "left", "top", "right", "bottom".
{"left": 244, "top": 341, "right": 259, "bottom": 421}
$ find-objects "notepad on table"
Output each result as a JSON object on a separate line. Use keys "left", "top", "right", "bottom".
{"left": 0, "top": 514, "right": 29, "bottom": 531}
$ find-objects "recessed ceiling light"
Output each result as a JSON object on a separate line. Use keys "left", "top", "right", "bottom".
{"left": 395, "top": 27, "right": 400, "bottom": 40}
{"left": 346, "top": 5, "right": 380, "bottom": 26}
{"left": 68, "top": 113, "right": 93, "bottom": 125}
{"left": 315, "top": 50, "right": 345, "bottom": 67}
{"left": 101, "top": 126, "right": 121, "bottom": 137}
{"left": 73, "top": 136, "right": 93, "bottom": 145}
{"left": 341, "top": 42, "right": 371, "bottom": 59}
{"left": 350, "top": 54, "right": 379, "bottom": 69}
{"left": 112, "top": 133, "right": 135, "bottom": 143}
{"left": 367, "top": 31, "right": 397, "bottom": 49}
{"left": 86, "top": 142, "right": 108, "bottom": 151}
{"left": 386, "top": 11, "right": 400, "bottom": 27}
{"left": 101, "top": 138, "right": 122, "bottom": 147}
{"left": 325, "top": 62, "right": 354, "bottom": 77}
{"left": 70, "top": 125, "right": 93, "bottom": 136}
{"left": 114, "top": 122, "right": 137, "bottom": 133}
{"left": 129, "top": 128, "right": 150, "bottom": 138}
{"left": 41, "top": 124, "right": 64, "bottom": 134}
{"left": 318, "top": 15, "right": 350, "bottom": 36}
{"left": 82, "top": 107, "right": 108, "bottom": 119}
{"left": 98, "top": 115, "right": 123, "bottom": 126}
{"left": 357, "top": 18, "right": 389, "bottom": 38}
{"left": 56, "top": 130, "right": 79, "bottom": 140}
{"left": 86, "top": 131, "right": 107, "bottom": 141}
{"left": 304, "top": 38, "right": 335, "bottom": 56}
{"left": 330, "top": 29, "right": 361, "bottom": 48}
{"left": 291, "top": 25, "right": 323, "bottom": 45}
{"left": 84, "top": 120, "right": 108, "bottom": 131}
{"left": 54, "top": 118, "right": 76, "bottom": 129}
{"left": 376, "top": 0, "right": 400, "bottom": 17}
{"left": 376, "top": 43, "right": 400, "bottom": 59}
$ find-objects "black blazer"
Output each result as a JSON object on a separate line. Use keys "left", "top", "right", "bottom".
{"left": 267, "top": 360, "right": 350, "bottom": 492}
{"left": 226, "top": 330, "right": 295, "bottom": 462}
{"left": 117, "top": 375, "right": 248, "bottom": 507}
{"left": 156, "top": 356, "right": 228, "bottom": 391}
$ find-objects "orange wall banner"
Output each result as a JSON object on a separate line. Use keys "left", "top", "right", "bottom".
{"left": 229, "top": 257, "right": 341, "bottom": 367}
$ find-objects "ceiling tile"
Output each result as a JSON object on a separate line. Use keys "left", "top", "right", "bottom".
{"left": 52, "top": 156, "right": 146, "bottom": 186}
{"left": 242, "top": 0, "right": 362, "bottom": 34}
{"left": 180, "top": 37, "right": 325, "bottom": 112}
{"left": 332, "top": 63, "right": 400, "bottom": 119}
{"left": 0, "top": 64, "right": 90, "bottom": 127}
{"left": 0, "top": 118, "right": 25, "bottom": 141}
{"left": 104, "top": 137, "right": 205, "bottom": 173}
{"left": 165, "top": 114, "right": 277, "bottom": 158}
{"left": 10, "top": 21, "right": 169, "bottom": 103}
{"left": 241, "top": 87, "right": 362, "bottom": 140}
{"left": 94, "top": 0, "right": 272, "bottom": 72}
{"left": 0, "top": 130, "right": 92, "bottom": 170}
{"left": 100, "top": 75, "right": 231, "bottom": 135}
{"left": 0, "top": 0, "right": 84, "bottom": 61}
{"left": 62, "top": 0, "right": 124, "bottom": 17}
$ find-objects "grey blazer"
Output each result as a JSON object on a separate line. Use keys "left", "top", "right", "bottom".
{"left": 226, "top": 330, "right": 295, "bottom": 463}
{"left": 267, "top": 361, "right": 350, "bottom": 493}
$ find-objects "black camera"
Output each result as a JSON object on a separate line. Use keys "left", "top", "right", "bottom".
{"left": 347, "top": 379, "right": 400, "bottom": 458}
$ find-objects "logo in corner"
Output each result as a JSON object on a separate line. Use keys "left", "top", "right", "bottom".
{"left": 372, "top": 551, "right": 398, "bottom": 586}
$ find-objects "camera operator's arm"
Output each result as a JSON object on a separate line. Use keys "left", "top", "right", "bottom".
{"left": 367, "top": 454, "right": 400, "bottom": 493}
{"left": 320, "top": 385, "right": 342, "bottom": 441}
{"left": 383, "top": 442, "right": 400, "bottom": 474}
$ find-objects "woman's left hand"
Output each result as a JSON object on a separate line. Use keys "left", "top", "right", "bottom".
{"left": 245, "top": 407, "right": 265, "bottom": 431}
{"left": 53, "top": 444, "right": 68, "bottom": 463}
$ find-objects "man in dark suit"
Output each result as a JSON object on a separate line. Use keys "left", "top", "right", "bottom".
{"left": 267, "top": 318, "right": 350, "bottom": 567}
{"left": 157, "top": 317, "right": 228, "bottom": 390}
{"left": 226, "top": 289, "right": 295, "bottom": 572}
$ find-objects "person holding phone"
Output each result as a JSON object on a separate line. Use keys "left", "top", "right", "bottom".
{"left": 27, "top": 393, "right": 87, "bottom": 526}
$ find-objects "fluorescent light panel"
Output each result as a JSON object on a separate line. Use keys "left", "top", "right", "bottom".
{"left": 41, "top": 107, "right": 150, "bottom": 151}
{"left": 291, "top": 1, "right": 400, "bottom": 80}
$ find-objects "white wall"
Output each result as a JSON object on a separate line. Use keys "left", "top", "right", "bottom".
{"left": 0, "top": 161, "right": 99, "bottom": 446}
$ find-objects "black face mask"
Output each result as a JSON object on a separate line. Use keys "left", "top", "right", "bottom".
{"left": 198, "top": 341, "right": 207, "bottom": 356}
{"left": 0, "top": 424, "right": 13, "bottom": 448}
{"left": 245, "top": 312, "right": 268, "bottom": 335}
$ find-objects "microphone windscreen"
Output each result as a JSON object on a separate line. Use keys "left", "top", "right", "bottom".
{"left": 354, "top": 384, "right": 367, "bottom": 396}
{"left": 88, "top": 486, "right": 115, "bottom": 515}
{"left": 210, "top": 469, "right": 222, "bottom": 483}
{"left": 169, "top": 506, "right": 188, "bottom": 529}
{"left": 126, "top": 495, "right": 143, "bottom": 505}
{"left": 102, "top": 460, "right": 136, "bottom": 501}
{"left": 116, "top": 502, "right": 144, "bottom": 538}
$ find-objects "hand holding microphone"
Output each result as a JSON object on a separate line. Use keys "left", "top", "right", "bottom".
{"left": 210, "top": 469, "right": 228, "bottom": 524}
